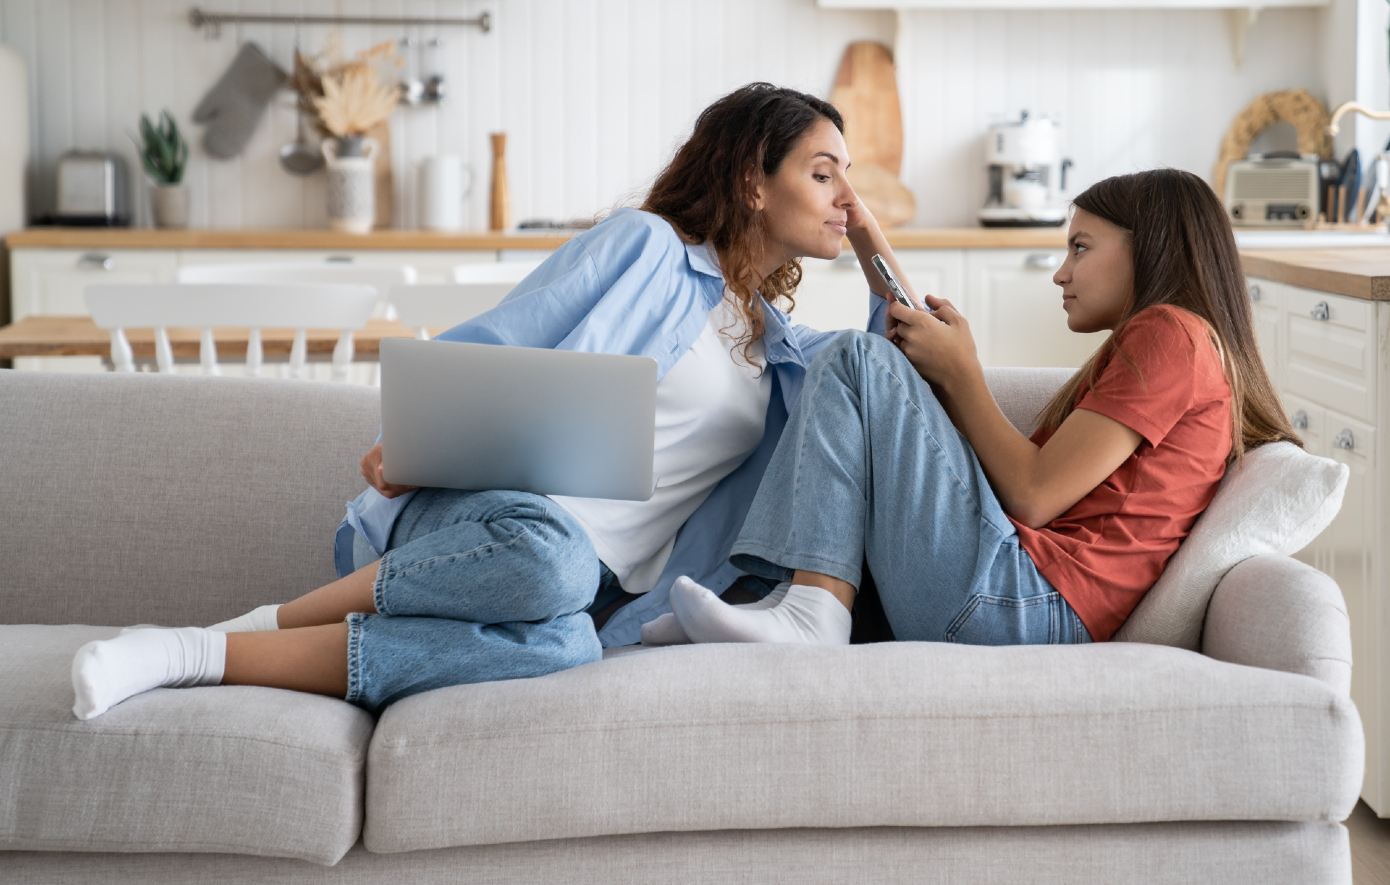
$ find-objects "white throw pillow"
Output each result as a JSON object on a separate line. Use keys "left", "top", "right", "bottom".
{"left": 1113, "top": 441, "right": 1348, "bottom": 650}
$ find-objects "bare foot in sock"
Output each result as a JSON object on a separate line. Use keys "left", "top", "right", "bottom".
{"left": 641, "top": 583, "right": 791, "bottom": 646}
{"left": 669, "top": 576, "right": 851, "bottom": 646}
{"left": 71, "top": 627, "right": 226, "bottom": 720}
{"left": 208, "top": 604, "right": 281, "bottom": 633}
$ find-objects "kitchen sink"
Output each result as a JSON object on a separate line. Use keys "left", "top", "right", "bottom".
{"left": 1234, "top": 230, "right": 1390, "bottom": 249}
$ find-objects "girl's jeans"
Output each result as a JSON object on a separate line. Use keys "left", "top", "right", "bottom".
{"left": 345, "top": 488, "right": 605, "bottom": 712}
{"left": 730, "top": 331, "right": 1091, "bottom": 646}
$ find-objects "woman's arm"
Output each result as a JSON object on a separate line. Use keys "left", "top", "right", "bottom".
{"left": 887, "top": 298, "right": 1141, "bottom": 528}
{"left": 843, "top": 204, "right": 921, "bottom": 309}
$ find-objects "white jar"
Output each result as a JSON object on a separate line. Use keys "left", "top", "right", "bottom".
{"left": 323, "top": 136, "right": 378, "bottom": 234}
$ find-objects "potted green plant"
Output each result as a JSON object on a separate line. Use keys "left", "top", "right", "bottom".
{"left": 136, "top": 110, "right": 189, "bottom": 229}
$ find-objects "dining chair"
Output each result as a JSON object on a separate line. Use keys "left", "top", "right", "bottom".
{"left": 84, "top": 283, "right": 380, "bottom": 382}
{"left": 176, "top": 261, "right": 418, "bottom": 320}
{"left": 392, "top": 262, "right": 541, "bottom": 340}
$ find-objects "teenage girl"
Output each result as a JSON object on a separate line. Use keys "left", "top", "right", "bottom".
{"left": 69, "top": 83, "right": 913, "bottom": 719}
{"left": 657, "top": 169, "right": 1301, "bottom": 648}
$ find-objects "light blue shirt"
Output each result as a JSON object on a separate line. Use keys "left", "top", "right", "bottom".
{"left": 335, "top": 207, "right": 890, "bottom": 647}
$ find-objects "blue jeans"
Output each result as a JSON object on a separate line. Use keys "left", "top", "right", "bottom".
{"left": 344, "top": 488, "right": 605, "bottom": 712}
{"left": 730, "top": 332, "right": 1091, "bottom": 646}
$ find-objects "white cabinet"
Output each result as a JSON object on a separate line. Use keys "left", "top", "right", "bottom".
{"left": 1249, "top": 276, "right": 1387, "bottom": 814}
{"left": 967, "top": 249, "right": 1109, "bottom": 368}
{"left": 11, "top": 248, "right": 178, "bottom": 319}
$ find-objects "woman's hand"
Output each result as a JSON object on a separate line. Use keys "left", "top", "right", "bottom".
{"left": 360, "top": 443, "right": 419, "bottom": 499}
{"left": 884, "top": 296, "right": 981, "bottom": 387}
{"left": 844, "top": 190, "right": 877, "bottom": 234}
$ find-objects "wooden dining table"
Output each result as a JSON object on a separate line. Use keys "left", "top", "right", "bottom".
{"left": 0, "top": 315, "right": 444, "bottom": 361}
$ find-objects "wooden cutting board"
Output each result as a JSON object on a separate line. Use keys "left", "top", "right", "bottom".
{"left": 830, "top": 41, "right": 903, "bottom": 176}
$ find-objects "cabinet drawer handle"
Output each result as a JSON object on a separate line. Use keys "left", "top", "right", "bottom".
{"left": 326, "top": 255, "right": 355, "bottom": 264}
{"left": 1024, "top": 253, "right": 1059, "bottom": 270}
{"left": 1334, "top": 428, "right": 1355, "bottom": 450}
{"left": 1310, "top": 301, "right": 1330, "bottom": 321}
{"left": 76, "top": 253, "right": 114, "bottom": 271}
{"left": 1248, "top": 284, "right": 1261, "bottom": 301}
{"left": 1290, "top": 409, "right": 1308, "bottom": 430}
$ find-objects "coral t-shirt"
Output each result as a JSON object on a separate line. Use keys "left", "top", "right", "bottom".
{"left": 1011, "top": 305, "right": 1232, "bottom": 642}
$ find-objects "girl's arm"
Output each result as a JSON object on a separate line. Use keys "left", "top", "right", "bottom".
{"left": 887, "top": 298, "right": 1142, "bottom": 529}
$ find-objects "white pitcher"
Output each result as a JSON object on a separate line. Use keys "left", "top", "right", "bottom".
{"left": 418, "top": 155, "right": 473, "bottom": 231}
{"left": 323, "top": 136, "right": 379, "bottom": 234}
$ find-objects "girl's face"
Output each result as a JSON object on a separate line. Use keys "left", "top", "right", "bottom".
{"left": 1054, "top": 208, "right": 1135, "bottom": 333}
{"left": 753, "top": 118, "right": 859, "bottom": 276}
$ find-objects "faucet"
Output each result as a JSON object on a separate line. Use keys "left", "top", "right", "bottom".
{"left": 1327, "top": 101, "right": 1390, "bottom": 136}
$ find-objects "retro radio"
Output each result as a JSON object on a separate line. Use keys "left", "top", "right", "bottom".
{"left": 1222, "top": 155, "right": 1319, "bottom": 228}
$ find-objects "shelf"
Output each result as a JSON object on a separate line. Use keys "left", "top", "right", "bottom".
{"left": 817, "top": 0, "right": 1326, "bottom": 8}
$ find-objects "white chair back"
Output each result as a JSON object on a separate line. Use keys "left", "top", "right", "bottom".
{"left": 389, "top": 284, "right": 516, "bottom": 340}
{"left": 177, "top": 262, "right": 417, "bottom": 320}
{"left": 450, "top": 261, "right": 541, "bottom": 285}
{"left": 84, "top": 283, "right": 380, "bottom": 382}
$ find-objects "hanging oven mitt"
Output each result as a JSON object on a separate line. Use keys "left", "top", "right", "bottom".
{"left": 192, "top": 42, "right": 287, "bottom": 159}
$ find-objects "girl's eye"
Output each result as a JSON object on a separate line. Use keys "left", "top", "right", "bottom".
{"left": 814, "top": 174, "right": 830, "bottom": 183}
{"left": 1074, "top": 243, "right": 1087, "bottom": 254}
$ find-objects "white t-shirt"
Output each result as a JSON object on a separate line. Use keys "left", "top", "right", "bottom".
{"left": 550, "top": 296, "right": 773, "bottom": 595}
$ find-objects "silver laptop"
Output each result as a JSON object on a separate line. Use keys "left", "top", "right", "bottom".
{"left": 379, "top": 337, "right": 658, "bottom": 501}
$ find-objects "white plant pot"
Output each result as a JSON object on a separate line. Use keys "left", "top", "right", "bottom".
{"left": 324, "top": 137, "right": 378, "bottom": 234}
{"left": 150, "top": 183, "right": 189, "bottom": 229}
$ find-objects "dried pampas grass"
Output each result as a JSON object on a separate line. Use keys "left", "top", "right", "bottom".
{"left": 315, "top": 63, "right": 398, "bottom": 137}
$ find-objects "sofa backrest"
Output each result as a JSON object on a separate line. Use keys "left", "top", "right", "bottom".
{"left": 0, "top": 371, "right": 379, "bottom": 626}
{"left": 0, "top": 365, "right": 1072, "bottom": 628}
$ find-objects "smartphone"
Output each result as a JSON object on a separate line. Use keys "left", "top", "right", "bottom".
{"left": 870, "top": 254, "right": 922, "bottom": 311}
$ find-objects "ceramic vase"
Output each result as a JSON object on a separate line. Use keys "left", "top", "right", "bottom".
{"left": 150, "top": 183, "right": 189, "bottom": 229}
{"left": 324, "top": 136, "right": 379, "bottom": 234}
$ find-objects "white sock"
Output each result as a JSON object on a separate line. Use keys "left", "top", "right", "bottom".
{"left": 208, "top": 603, "right": 281, "bottom": 633}
{"left": 71, "top": 627, "right": 227, "bottom": 720}
{"left": 669, "top": 577, "right": 852, "bottom": 646}
{"left": 641, "top": 583, "right": 791, "bottom": 646}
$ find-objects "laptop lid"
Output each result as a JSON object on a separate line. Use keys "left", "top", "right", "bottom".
{"left": 379, "top": 337, "right": 658, "bottom": 501}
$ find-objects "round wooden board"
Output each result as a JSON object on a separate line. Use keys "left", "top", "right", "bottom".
{"left": 830, "top": 41, "right": 903, "bottom": 177}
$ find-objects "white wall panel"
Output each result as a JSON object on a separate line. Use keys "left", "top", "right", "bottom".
{"left": 1, "top": 0, "right": 1326, "bottom": 230}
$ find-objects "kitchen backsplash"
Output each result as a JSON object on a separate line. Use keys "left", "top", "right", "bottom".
{"left": 0, "top": 0, "right": 1326, "bottom": 229}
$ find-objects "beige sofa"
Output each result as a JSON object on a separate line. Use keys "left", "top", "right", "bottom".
{"left": 0, "top": 369, "right": 1364, "bottom": 884}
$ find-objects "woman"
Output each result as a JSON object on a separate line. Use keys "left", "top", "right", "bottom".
{"left": 657, "top": 169, "right": 1300, "bottom": 648}
{"left": 69, "top": 82, "right": 910, "bottom": 720}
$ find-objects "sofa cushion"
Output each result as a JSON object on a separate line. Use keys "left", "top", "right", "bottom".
{"left": 0, "top": 371, "right": 380, "bottom": 628}
{"left": 0, "top": 625, "right": 375, "bottom": 865}
{"left": 1115, "top": 441, "right": 1348, "bottom": 650}
{"left": 363, "top": 640, "right": 1363, "bottom": 853}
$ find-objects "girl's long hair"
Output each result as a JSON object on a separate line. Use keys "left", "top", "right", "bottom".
{"left": 641, "top": 83, "right": 843, "bottom": 364}
{"left": 1036, "top": 168, "right": 1299, "bottom": 460}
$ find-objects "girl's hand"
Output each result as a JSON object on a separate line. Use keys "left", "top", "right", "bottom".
{"left": 360, "top": 443, "right": 419, "bottom": 499}
{"left": 884, "top": 296, "right": 981, "bottom": 385}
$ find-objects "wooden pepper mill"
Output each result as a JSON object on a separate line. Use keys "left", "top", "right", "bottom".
{"left": 489, "top": 133, "right": 510, "bottom": 231}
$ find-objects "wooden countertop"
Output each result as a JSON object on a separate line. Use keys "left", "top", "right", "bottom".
{"left": 1241, "top": 249, "right": 1390, "bottom": 301}
{"left": 4, "top": 226, "right": 1070, "bottom": 252}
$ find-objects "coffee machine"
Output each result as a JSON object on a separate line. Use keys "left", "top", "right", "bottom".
{"left": 978, "top": 111, "right": 1072, "bottom": 227}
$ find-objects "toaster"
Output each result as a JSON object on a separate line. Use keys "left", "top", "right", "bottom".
{"left": 55, "top": 151, "right": 130, "bottom": 226}
{"left": 1222, "top": 155, "right": 1319, "bottom": 228}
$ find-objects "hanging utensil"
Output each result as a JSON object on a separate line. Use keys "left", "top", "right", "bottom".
{"left": 398, "top": 35, "right": 424, "bottom": 105}
{"left": 279, "top": 28, "right": 323, "bottom": 176}
{"left": 423, "top": 37, "right": 446, "bottom": 103}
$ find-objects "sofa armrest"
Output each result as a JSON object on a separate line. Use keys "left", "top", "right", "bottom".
{"left": 1201, "top": 554, "right": 1352, "bottom": 694}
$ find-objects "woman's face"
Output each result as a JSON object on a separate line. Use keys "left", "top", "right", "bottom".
{"left": 1054, "top": 207, "right": 1135, "bottom": 333}
{"left": 753, "top": 118, "right": 859, "bottom": 274}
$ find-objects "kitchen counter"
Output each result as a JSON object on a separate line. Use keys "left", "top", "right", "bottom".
{"left": 4, "top": 226, "right": 1070, "bottom": 251}
{"left": 1240, "top": 249, "right": 1390, "bottom": 302}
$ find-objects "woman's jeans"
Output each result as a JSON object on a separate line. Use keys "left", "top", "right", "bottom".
{"left": 344, "top": 488, "right": 605, "bottom": 712}
{"left": 731, "top": 331, "right": 1091, "bottom": 646}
